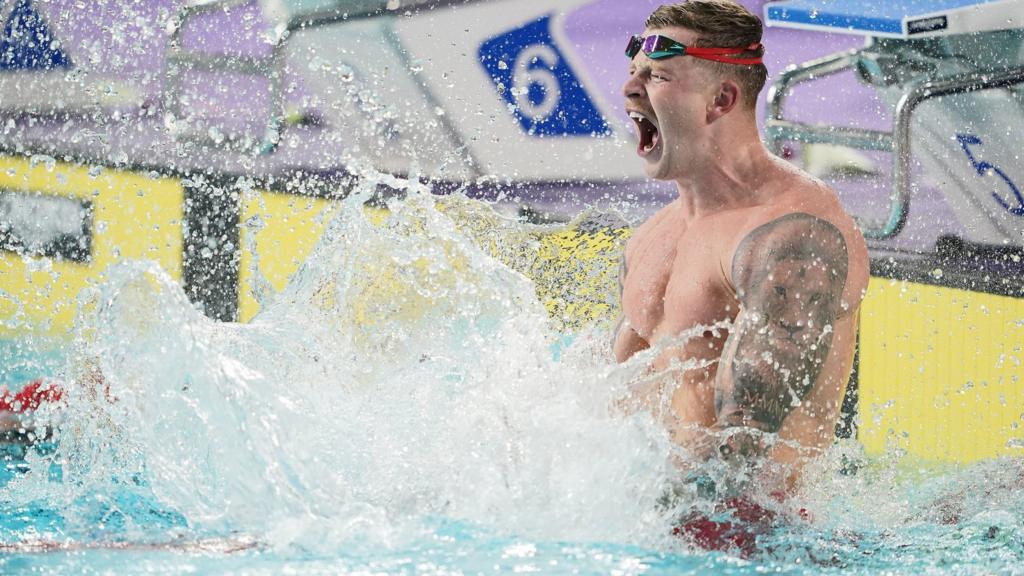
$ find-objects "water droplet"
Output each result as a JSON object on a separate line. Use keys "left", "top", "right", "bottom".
{"left": 308, "top": 56, "right": 329, "bottom": 72}
{"left": 30, "top": 154, "right": 56, "bottom": 172}
{"left": 22, "top": 253, "right": 50, "bottom": 272}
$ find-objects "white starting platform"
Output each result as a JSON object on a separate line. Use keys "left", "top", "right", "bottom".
{"left": 764, "top": 0, "right": 1024, "bottom": 244}
{"left": 766, "top": 0, "right": 1024, "bottom": 38}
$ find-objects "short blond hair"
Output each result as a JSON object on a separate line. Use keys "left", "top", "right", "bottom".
{"left": 645, "top": 1, "right": 767, "bottom": 110}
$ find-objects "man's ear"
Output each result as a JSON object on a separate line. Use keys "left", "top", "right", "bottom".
{"left": 707, "top": 80, "right": 741, "bottom": 121}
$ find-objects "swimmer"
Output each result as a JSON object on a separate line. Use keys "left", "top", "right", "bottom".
{"left": 0, "top": 364, "right": 108, "bottom": 438}
{"left": 0, "top": 379, "right": 64, "bottom": 441}
{"left": 614, "top": 0, "right": 869, "bottom": 497}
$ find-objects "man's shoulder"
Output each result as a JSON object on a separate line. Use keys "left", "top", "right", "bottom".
{"left": 727, "top": 201, "right": 870, "bottom": 312}
{"left": 742, "top": 204, "right": 857, "bottom": 245}
{"left": 737, "top": 166, "right": 865, "bottom": 255}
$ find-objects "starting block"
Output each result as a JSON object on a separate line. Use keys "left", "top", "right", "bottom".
{"left": 764, "top": 0, "right": 1024, "bottom": 242}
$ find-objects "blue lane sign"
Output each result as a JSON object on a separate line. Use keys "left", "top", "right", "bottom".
{"left": 479, "top": 15, "right": 610, "bottom": 138}
{"left": 0, "top": 0, "right": 72, "bottom": 71}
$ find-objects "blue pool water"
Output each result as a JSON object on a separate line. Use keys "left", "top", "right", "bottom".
{"left": 3, "top": 194, "right": 1024, "bottom": 575}
{"left": 4, "top": 440, "right": 1024, "bottom": 575}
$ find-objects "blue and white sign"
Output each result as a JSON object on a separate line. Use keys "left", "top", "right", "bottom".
{"left": 479, "top": 15, "right": 610, "bottom": 138}
{"left": 0, "top": 0, "right": 71, "bottom": 71}
{"left": 956, "top": 133, "right": 1024, "bottom": 217}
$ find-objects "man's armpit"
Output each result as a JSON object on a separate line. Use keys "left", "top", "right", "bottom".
{"left": 618, "top": 253, "right": 628, "bottom": 294}
{"left": 612, "top": 254, "right": 628, "bottom": 347}
{"left": 716, "top": 213, "right": 849, "bottom": 433}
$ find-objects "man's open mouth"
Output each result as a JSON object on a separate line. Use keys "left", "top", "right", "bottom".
{"left": 629, "top": 111, "right": 660, "bottom": 157}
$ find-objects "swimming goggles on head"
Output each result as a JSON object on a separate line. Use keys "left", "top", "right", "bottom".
{"left": 625, "top": 34, "right": 763, "bottom": 65}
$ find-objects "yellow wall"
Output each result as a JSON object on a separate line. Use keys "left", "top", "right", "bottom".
{"left": 237, "top": 191, "right": 341, "bottom": 322}
{"left": 0, "top": 156, "right": 183, "bottom": 338}
{"left": 3, "top": 153, "right": 1023, "bottom": 465}
{"left": 859, "top": 277, "right": 1024, "bottom": 462}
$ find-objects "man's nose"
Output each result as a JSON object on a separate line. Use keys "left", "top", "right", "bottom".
{"left": 622, "top": 71, "right": 645, "bottom": 100}
{"left": 777, "top": 318, "right": 805, "bottom": 337}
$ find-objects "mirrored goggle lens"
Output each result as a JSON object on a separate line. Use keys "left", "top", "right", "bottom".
{"left": 625, "top": 35, "right": 643, "bottom": 58}
{"left": 643, "top": 35, "right": 682, "bottom": 58}
{"left": 625, "top": 35, "right": 683, "bottom": 60}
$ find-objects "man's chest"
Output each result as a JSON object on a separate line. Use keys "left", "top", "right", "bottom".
{"left": 621, "top": 226, "right": 737, "bottom": 341}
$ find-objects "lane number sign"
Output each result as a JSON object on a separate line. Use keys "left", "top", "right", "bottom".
{"left": 957, "top": 133, "right": 1024, "bottom": 217}
{"left": 479, "top": 15, "right": 610, "bottom": 138}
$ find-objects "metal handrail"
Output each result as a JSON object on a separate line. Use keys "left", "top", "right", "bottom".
{"left": 766, "top": 41, "right": 1024, "bottom": 240}
{"left": 161, "top": 0, "right": 495, "bottom": 156}
{"left": 766, "top": 49, "right": 862, "bottom": 156}
{"left": 766, "top": 121, "right": 893, "bottom": 152}
{"left": 886, "top": 66, "right": 1024, "bottom": 239}
{"left": 164, "top": 0, "right": 287, "bottom": 154}
{"left": 764, "top": 48, "right": 907, "bottom": 238}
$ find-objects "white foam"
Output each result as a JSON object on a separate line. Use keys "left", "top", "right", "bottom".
{"left": 27, "top": 187, "right": 686, "bottom": 551}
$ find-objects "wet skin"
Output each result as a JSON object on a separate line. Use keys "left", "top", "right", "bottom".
{"left": 614, "top": 25, "right": 869, "bottom": 490}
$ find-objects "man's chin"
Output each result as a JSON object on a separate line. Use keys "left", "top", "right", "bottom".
{"left": 643, "top": 158, "right": 672, "bottom": 181}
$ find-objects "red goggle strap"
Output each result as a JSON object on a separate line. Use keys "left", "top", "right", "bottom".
{"left": 686, "top": 43, "right": 763, "bottom": 65}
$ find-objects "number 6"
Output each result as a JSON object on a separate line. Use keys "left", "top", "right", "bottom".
{"left": 512, "top": 44, "right": 561, "bottom": 122}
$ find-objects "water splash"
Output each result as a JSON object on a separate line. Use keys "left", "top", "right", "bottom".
{"left": 8, "top": 187, "right": 684, "bottom": 552}
{"left": 4, "top": 184, "right": 1024, "bottom": 572}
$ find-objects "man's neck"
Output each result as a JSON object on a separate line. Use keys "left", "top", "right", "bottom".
{"left": 673, "top": 122, "right": 774, "bottom": 220}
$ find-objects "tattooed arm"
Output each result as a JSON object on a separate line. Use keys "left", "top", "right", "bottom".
{"left": 714, "top": 213, "right": 849, "bottom": 459}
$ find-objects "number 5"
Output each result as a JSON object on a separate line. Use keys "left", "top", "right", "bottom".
{"left": 956, "top": 133, "right": 1024, "bottom": 216}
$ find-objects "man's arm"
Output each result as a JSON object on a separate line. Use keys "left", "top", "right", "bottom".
{"left": 714, "top": 213, "right": 848, "bottom": 458}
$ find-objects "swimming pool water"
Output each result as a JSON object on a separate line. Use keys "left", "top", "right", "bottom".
{"left": 3, "top": 195, "right": 1024, "bottom": 575}
{"left": 4, "top": 445, "right": 1024, "bottom": 575}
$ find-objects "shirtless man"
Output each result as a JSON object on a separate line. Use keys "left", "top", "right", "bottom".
{"left": 614, "top": 0, "right": 869, "bottom": 493}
